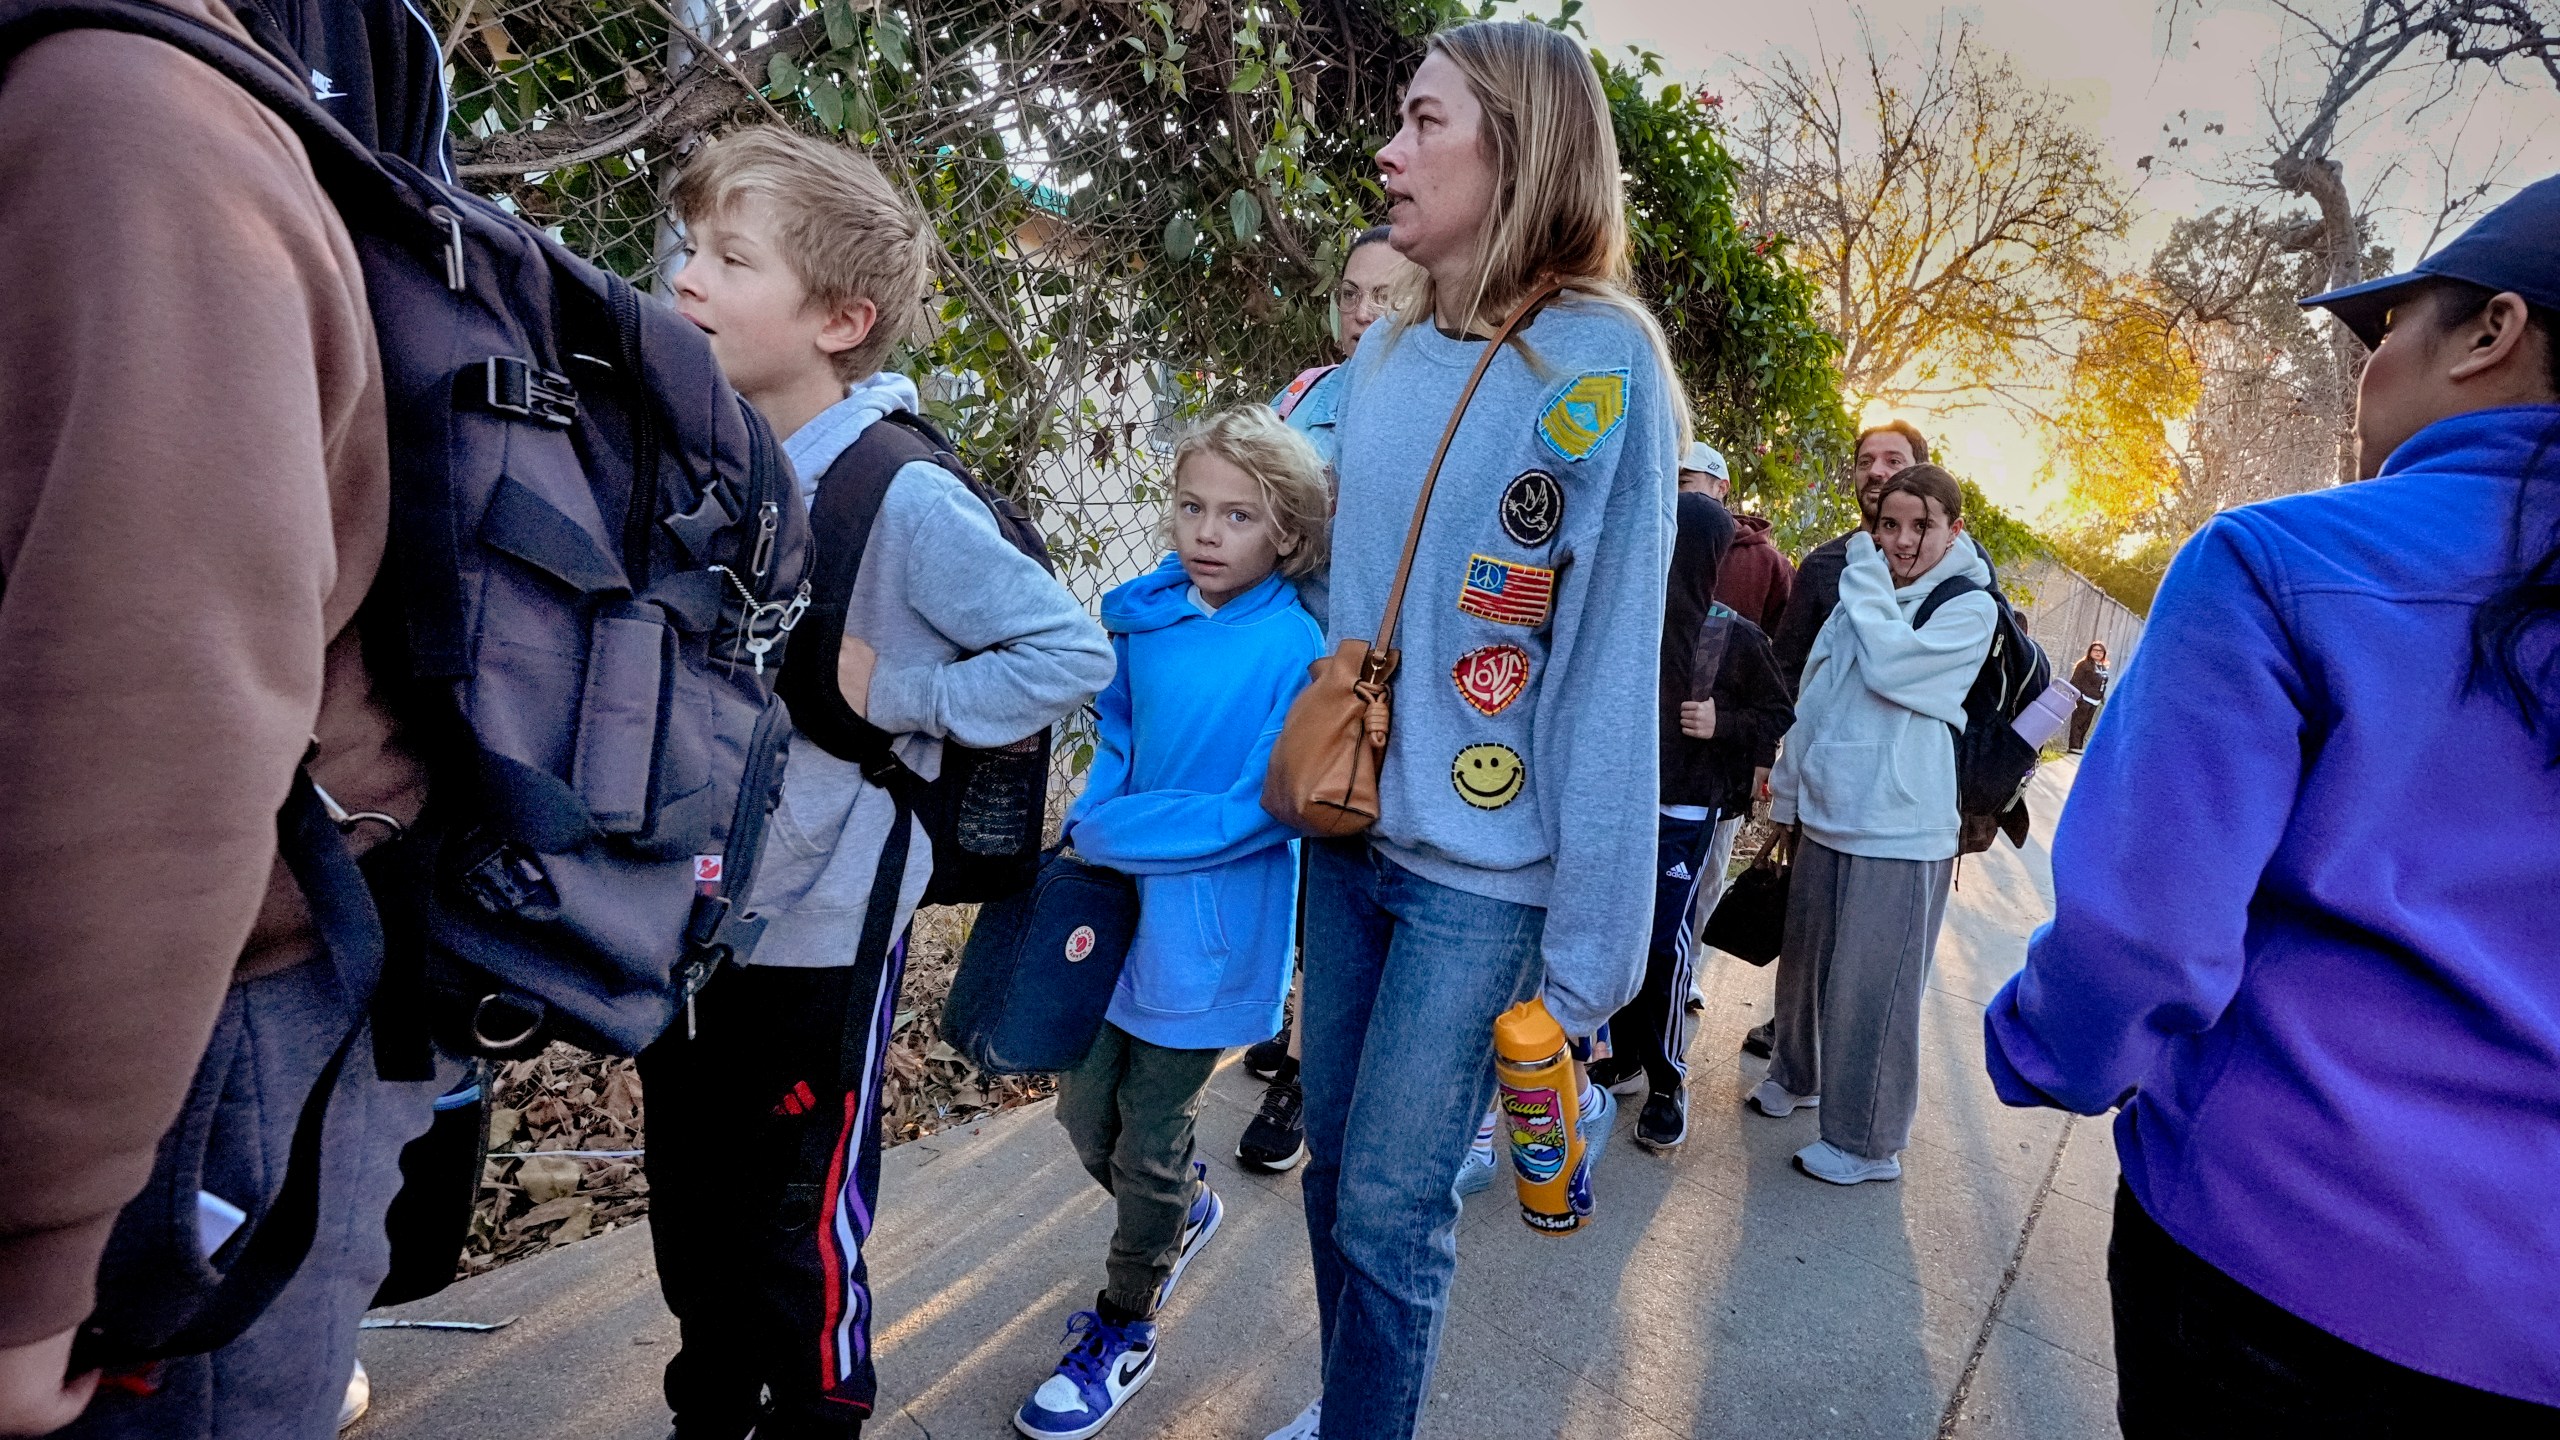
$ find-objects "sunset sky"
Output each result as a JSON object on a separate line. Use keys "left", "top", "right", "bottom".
{"left": 1584, "top": 0, "right": 2560, "bottom": 516}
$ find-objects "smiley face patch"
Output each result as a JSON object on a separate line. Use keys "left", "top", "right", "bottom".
{"left": 1451, "top": 743, "right": 1526, "bottom": 810}
{"left": 1452, "top": 643, "right": 1532, "bottom": 716}
{"left": 1499, "top": 470, "right": 1564, "bottom": 546}
{"left": 1537, "top": 369, "right": 1629, "bottom": 463}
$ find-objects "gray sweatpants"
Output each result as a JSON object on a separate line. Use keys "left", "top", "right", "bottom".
{"left": 63, "top": 958, "right": 450, "bottom": 1440}
{"left": 1766, "top": 839, "right": 1953, "bottom": 1161}
{"left": 1055, "top": 1021, "right": 1221, "bottom": 1316}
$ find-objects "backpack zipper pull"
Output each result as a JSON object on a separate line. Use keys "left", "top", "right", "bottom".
{"left": 750, "top": 501, "right": 779, "bottom": 580}
{"left": 774, "top": 580, "right": 811, "bottom": 636}
{"left": 743, "top": 581, "right": 812, "bottom": 677}
{"left": 429, "top": 206, "right": 465, "bottom": 292}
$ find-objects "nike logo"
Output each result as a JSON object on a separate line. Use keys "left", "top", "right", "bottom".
{"left": 1116, "top": 1352, "right": 1150, "bottom": 1387}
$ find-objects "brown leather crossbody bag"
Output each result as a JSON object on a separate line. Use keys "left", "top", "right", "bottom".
{"left": 1262, "top": 281, "right": 1564, "bottom": 835}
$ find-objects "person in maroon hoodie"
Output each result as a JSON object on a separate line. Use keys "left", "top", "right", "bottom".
{"left": 1679, "top": 442, "right": 1795, "bottom": 635}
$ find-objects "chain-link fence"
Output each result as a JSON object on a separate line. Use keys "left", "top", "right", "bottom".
{"left": 2010, "top": 556, "right": 2144, "bottom": 679}
{"left": 439, "top": 0, "right": 1412, "bottom": 680}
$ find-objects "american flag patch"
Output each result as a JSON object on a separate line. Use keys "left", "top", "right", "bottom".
{"left": 1458, "top": 554, "right": 1556, "bottom": 628}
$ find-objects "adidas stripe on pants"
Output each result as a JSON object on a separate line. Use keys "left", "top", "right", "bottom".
{"left": 639, "top": 936, "right": 907, "bottom": 1439}
{"left": 1602, "top": 810, "right": 1720, "bottom": 1094}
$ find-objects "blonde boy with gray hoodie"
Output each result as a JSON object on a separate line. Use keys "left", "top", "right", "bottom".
{"left": 1758, "top": 464, "right": 1994, "bottom": 1186}
{"left": 644, "top": 128, "right": 1113, "bottom": 1439}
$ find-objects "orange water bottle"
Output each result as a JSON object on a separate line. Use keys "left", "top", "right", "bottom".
{"left": 1493, "top": 999, "right": 1589, "bottom": 1235}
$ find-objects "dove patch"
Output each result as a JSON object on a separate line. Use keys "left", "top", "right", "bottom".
{"left": 1499, "top": 470, "right": 1564, "bottom": 546}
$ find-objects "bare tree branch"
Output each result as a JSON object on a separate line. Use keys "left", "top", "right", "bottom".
{"left": 456, "top": 7, "right": 828, "bottom": 175}
{"left": 1732, "top": 13, "right": 2132, "bottom": 405}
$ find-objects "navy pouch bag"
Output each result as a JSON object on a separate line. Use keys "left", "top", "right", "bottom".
{"left": 941, "top": 847, "right": 1137, "bottom": 1074}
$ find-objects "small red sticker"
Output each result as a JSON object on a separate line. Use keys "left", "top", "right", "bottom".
{"left": 1452, "top": 643, "right": 1533, "bottom": 716}
{"left": 1065, "top": 925, "right": 1097, "bottom": 963}
{"left": 693, "top": 855, "right": 724, "bottom": 885}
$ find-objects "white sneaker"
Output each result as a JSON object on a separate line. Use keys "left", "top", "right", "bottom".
{"left": 1264, "top": 1397, "right": 1321, "bottom": 1440}
{"left": 1793, "top": 1139, "right": 1901, "bottom": 1185}
{"left": 338, "top": 1360, "right": 370, "bottom": 1431}
{"left": 1746, "top": 1078, "right": 1819, "bottom": 1117}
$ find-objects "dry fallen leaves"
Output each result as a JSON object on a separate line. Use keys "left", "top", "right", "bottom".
{"left": 463, "top": 903, "right": 1058, "bottom": 1277}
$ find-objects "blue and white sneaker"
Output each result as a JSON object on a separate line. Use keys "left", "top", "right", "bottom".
{"left": 1264, "top": 1397, "right": 1322, "bottom": 1439}
{"left": 1153, "top": 1161, "right": 1224, "bottom": 1310}
{"left": 1013, "top": 1310, "right": 1157, "bottom": 1440}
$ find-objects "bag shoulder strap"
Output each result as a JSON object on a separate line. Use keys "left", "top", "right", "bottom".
{"left": 879, "top": 410, "right": 1055, "bottom": 574}
{"left": 774, "top": 414, "right": 943, "bottom": 797}
{"left": 1370, "top": 281, "right": 1567, "bottom": 656}
{"left": 1273, "top": 363, "right": 1338, "bottom": 420}
{"left": 834, "top": 789, "right": 913, "bottom": 1092}
{"left": 1913, "top": 574, "right": 1987, "bottom": 630}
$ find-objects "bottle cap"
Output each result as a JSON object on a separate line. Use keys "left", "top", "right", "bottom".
{"left": 1493, "top": 998, "right": 1565, "bottom": 1063}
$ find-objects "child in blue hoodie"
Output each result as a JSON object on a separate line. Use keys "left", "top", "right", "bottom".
{"left": 1012, "top": 406, "right": 1330, "bottom": 1440}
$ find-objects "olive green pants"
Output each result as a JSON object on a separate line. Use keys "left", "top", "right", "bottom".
{"left": 1054, "top": 1022, "right": 1221, "bottom": 1316}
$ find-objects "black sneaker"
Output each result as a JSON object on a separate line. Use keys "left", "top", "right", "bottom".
{"left": 1236, "top": 1079, "right": 1307, "bottom": 1172}
{"left": 1243, "top": 1033, "right": 1293, "bottom": 1082}
{"left": 1588, "top": 1053, "right": 1646, "bottom": 1097}
{"left": 1634, "top": 1089, "right": 1688, "bottom": 1153}
{"left": 1740, "top": 1019, "right": 1774, "bottom": 1059}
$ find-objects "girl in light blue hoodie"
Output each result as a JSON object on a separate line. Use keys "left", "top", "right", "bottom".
{"left": 1013, "top": 407, "right": 1330, "bottom": 1440}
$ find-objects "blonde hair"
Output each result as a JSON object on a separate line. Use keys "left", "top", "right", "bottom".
{"left": 1391, "top": 21, "right": 1690, "bottom": 445}
{"left": 1162, "top": 406, "right": 1333, "bottom": 578}
{"left": 671, "top": 126, "right": 936, "bottom": 383}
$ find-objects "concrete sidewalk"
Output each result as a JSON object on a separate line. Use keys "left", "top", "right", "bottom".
{"left": 355, "top": 761, "right": 2121, "bottom": 1440}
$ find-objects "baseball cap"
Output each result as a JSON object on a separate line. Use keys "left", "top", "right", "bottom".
{"left": 2301, "top": 172, "right": 2560, "bottom": 348}
{"left": 1680, "top": 441, "right": 1729, "bottom": 480}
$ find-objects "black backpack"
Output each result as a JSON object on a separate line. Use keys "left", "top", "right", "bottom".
{"left": 6, "top": 0, "right": 814, "bottom": 1369}
{"left": 1913, "top": 563, "right": 2052, "bottom": 843}
{"left": 0, "top": 5, "right": 816, "bottom": 1060}
{"left": 776, "top": 409, "right": 1057, "bottom": 909}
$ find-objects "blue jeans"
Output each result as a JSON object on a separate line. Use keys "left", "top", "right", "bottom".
{"left": 1299, "top": 839, "right": 1544, "bottom": 1440}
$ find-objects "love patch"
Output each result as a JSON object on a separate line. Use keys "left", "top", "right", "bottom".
{"left": 1457, "top": 554, "right": 1556, "bottom": 628}
{"left": 1499, "top": 470, "right": 1564, "bottom": 546}
{"left": 1451, "top": 643, "right": 1532, "bottom": 716}
{"left": 1451, "top": 742, "right": 1526, "bottom": 810}
{"left": 1537, "top": 369, "right": 1629, "bottom": 463}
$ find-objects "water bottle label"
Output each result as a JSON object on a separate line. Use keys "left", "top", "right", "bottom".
{"left": 1500, "top": 1083, "right": 1569, "bottom": 1182}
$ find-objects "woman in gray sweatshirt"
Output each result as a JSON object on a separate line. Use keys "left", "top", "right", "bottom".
{"left": 1271, "top": 22, "right": 1683, "bottom": 1440}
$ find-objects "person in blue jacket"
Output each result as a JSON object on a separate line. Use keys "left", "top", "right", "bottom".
{"left": 1012, "top": 405, "right": 1330, "bottom": 1440}
{"left": 1984, "top": 176, "right": 2560, "bottom": 1430}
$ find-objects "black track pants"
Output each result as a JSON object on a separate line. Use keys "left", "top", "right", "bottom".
{"left": 638, "top": 937, "right": 907, "bottom": 1440}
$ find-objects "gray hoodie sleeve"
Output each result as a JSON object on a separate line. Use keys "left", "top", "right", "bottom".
{"left": 862, "top": 460, "right": 1116, "bottom": 747}
{"left": 1530, "top": 379, "right": 1678, "bottom": 1039}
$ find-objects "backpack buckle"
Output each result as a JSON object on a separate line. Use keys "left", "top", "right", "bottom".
{"left": 466, "top": 357, "right": 578, "bottom": 428}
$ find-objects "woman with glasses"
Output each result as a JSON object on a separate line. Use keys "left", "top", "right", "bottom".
{"left": 1270, "top": 226, "right": 1406, "bottom": 468}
